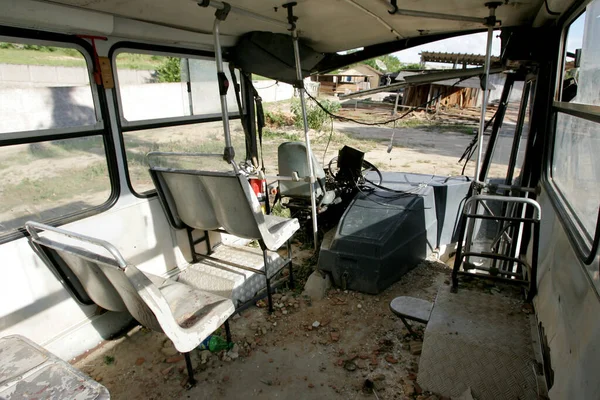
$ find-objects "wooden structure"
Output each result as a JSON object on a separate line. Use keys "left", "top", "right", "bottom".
{"left": 313, "top": 67, "right": 379, "bottom": 95}
{"left": 402, "top": 77, "right": 489, "bottom": 109}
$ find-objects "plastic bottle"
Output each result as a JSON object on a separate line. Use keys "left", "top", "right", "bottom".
{"left": 198, "top": 335, "right": 233, "bottom": 352}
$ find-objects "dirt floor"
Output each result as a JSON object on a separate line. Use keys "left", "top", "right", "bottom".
{"left": 75, "top": 256, "right": 451, "bottom": 400}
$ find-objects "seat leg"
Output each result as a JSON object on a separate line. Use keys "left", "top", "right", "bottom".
{"left": 183, "top": 352, "right": 196, "bottom": 388}
{"left": 224, "top": 320, "right": 232, "bottom": 343}
{"left": 399, "top": 316, "right": 418, "bottom": 338}
{"left": 266, "top": 276, "right": 273, "bottom": 313}
{"left": 287, "top": 240, "right": 294, "bottom": 289}
{"left": 262, "top": 248, "right": 274, "bottom": 313}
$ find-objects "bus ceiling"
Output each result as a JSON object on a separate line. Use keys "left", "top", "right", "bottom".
{"left": 1, "top": 0, "right": 575, "bottom": 71}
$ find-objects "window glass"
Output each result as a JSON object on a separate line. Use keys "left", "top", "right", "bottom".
{"left": 115, "top": 52, "right": 240, "bottom": 122}
{"left": 123, "top": 120, "right": 245, "bottom": 194}
{"left": 485, "top": 80, "right": 531, "bottom": 182}
{"left": 0, "top": 41, "right": 97, "bottom": 134}
{"left": 552, "top": 114, "right": 600, "bottom": 236}
{"left": 0, "top": 136, "right": 113, "bottom": 236}
{"left": 552, "top": 0, "right": 600, "bottom": 238}
{"left": 561, "top": 4, "right": 600, "bottom": 105}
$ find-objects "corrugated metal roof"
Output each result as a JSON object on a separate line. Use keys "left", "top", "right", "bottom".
{"left": 420, "top": 52, "right": 501, "bottom": 66}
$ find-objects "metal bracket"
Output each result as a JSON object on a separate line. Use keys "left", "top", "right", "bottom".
{"left": 282, "top": 2, "right": 298, "bottom": 31}
{"left": 223, "top": 146, "right": 235, "bottom": 163}
{"left": 484, "top": 2, "right": 503, "bottom": 26}
{"left": 215, "top": 1, "right": 231, "bottom": 20}
{"left": 388, "top": 0, "right": 398, "bottom": 14}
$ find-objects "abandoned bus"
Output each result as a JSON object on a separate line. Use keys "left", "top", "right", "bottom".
{"left": 0, "top": 0, "right": 598, "bottom": 398}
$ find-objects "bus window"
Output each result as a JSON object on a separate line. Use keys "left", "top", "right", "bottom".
{"left": 113, "top": 49, "right": 243, "bottom": 195}
{"left": 122, "top": 120, "right": 244, "bottom": 194}
{"left": 552, "top": 2, "right": 600, "bottom": 240}
{"left": 114, "top": 51, "right": 239, "bottom": 124}
{"left": 0, "top": 39, "right": 113, "bottom": 240}
{"left": 0, "top": 41, "right": 99, "bottom": 134}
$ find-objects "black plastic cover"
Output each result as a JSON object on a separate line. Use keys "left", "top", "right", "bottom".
{"left": 231, "top": 32, "right": 324, "bottom": 84}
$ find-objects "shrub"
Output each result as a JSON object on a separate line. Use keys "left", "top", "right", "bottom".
{"left": 156, "top": 57, "right": 181, "bottom": 83}
{"left": 291, "top": 98, "right": 340, "bottom": 131}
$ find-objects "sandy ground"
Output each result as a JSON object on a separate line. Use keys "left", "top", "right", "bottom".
{"left": 75, "top": 258, "right": 450, "bottom": 400}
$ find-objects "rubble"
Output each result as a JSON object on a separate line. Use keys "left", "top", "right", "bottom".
{"left": 74, "top": 257, "right": 449, "bottom": 399}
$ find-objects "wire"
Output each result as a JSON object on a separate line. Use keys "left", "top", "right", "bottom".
{"left": 256, "top": 80, "right": 280, "bottom": 89}
{"left": 323, "top": 116, "right": 334, "bottom": 165}
{"left": 544, "top": 0, "right": 561, "bottom": 16}
{"left": 305, "top": 74, "right": 472, "bottom": 127}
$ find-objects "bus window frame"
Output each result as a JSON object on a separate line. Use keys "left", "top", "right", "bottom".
{"left": 108, "top": 42, "right": 243, "bottom": 198}
{"left": 543, "top": 0, "right": 600, "bottom": 268}
{"left": 0, "top": 26, "right": 120, "bottom": 244}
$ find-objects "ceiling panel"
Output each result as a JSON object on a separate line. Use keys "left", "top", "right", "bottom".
{"left": 43, "top": 0, "right": 556, "bottom": 52}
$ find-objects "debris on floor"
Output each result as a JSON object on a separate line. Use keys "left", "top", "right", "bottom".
{"left": 74, "top": 259, "right": 451, "bottom": 399}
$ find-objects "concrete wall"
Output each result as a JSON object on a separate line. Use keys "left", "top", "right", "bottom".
{"left": 252, "top": 80, "right": 294, "bottom": 103}
{"left": 0, "top": 86, "right": 96, "bottom": 133}
{"left": 0, "top": 64, "right": 315, "bottom": 132}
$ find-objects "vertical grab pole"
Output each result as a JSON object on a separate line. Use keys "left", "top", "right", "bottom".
{"left": 212, "top": 4, "right": 235, "bottom": 162}
{"left": 284, "top": 2, "right": 319, "bottom": 249}
{"left": 474, "top": 2, "right": 501, "bottom": 184}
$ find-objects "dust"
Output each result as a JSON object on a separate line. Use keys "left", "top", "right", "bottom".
{"left": 74, "top": 259, "right": 451, "bottom": 400}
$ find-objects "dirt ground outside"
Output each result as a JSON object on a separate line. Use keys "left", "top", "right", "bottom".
{"left": 0, "top": 98, "right": 522, "bottom": 236}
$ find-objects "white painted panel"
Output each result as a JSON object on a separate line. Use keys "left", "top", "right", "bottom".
{"left": 0, "top": 195, "right": 191, "bottom": 360}
{"left": 534, "top": 190, "right": 600, "bottom": 399}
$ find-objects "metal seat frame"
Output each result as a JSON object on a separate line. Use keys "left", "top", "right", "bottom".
{"left": 26, "top": 221, "right": 236, "bottom": 387}
{"left": 148, "top": 152, "right": 300, "bottom": 313}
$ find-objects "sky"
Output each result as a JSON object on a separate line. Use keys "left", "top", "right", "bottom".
{"left": 391, "top": 14, "right": 586, "bottom": 66}
{"left": 391, "top": 31, "right": 502, "bottom": 65}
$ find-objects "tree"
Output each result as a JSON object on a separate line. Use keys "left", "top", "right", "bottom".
{"left": 156, "top": 57, "right": 181, "bottom": 83}
{"left": 401, "top": 63, "right": 422, "bottom": 70}
{"left": 361, "top": 54, "right": 401, "bottom": 72}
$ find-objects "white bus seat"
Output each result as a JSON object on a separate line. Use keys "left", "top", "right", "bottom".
{"left": 0, "top": 335, "right": 110, "bottom": 399}
{"left": 277, "top": 142, "right": 337, "bottom": 208}
{"left": 26, "top": 221, "right": 235, "bottom": 387}
{"left": 147, "top": 152, "right": 300, "bottom": 313}
{"left": 389, "top": 296, "right": 434, "bottom": 338}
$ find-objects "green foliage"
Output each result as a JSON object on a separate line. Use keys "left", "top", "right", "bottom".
{"left": 262, "top": 129, "right": 301, "bottom": 142}
{"left": 103, "top": 356, "right": 115, "bottom": 365}
{"left": 271, "top": 202, "right": 291, "bottom": 218}
{"left": 156, "top": 57, "right": 181, "bottom": 83}
{"left": 264, "top": 110, "right": 291, "bottom": 128}
{"left": 290, "top": 98, "right": 341, "bottom": 131}
{"left": 361, "top": 54, "right": 401, "bottom": 72}
{"left": 401, "top": 63, "right": 422, "bottom": 70}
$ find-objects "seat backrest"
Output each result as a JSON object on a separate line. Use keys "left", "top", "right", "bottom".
{"left": 278, "top": 142, "right": 325, "bottom": 199}
{"left": 26, "top": 222, "right": 164, "bottom": 333}
{"left": 152, "top": 170, "right": 221, "bottom": 231}
{"left": 147, "top": 152, "right": 267, "bottom": 242}
{"left": 199, "top": 172, "right": 264, "bottom": 240}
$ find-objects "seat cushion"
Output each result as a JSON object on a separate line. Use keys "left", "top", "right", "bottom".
{"left": 262, "top": 215, "right": 300, "bottom": 251}
{"left": 176, "top": 244, "right": 288, "bottom": 307}
{"left": 390, "top": 296, "right": 433, "bottom": 323}
{"left": 151, "top": 275, "right": 235, "bottom": 330}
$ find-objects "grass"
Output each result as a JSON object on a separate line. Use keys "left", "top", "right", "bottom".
{"left": 1, "top": 161, "right": 110, "bottom": 210}
{"left": 0, "top": 45, "right": 163, "bottom": 70}
{"left": 115, "top": 53, "right": 166, "bottom": 71}
{"left": 0, "top": 48, "right": 87, "bottom": 67}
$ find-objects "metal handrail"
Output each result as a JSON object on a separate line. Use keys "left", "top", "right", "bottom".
{"left": 463, "top": 195, "right": 542, "bottom": 220}
{"left": 25, "top": 221, "right": 128, "bottom": 269}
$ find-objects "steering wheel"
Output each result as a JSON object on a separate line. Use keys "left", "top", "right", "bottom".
{"left": 327, "top": 156, "right": 383, "bottom": 186}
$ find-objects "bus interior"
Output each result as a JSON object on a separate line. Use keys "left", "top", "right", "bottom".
{"left": 0, "top": 0, "right": 598, "bottom": 399}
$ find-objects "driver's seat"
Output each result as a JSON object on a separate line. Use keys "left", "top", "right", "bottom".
{"left": 277, "top": 142, "right": 336, "bottom": 209}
